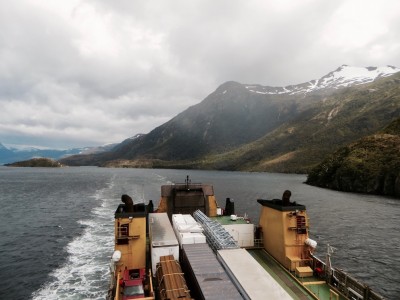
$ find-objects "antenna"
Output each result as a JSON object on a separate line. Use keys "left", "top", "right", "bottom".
{"left": 185, "top": 175, "right": 191, "bottom": 190}
{"left": 326, "top": 243, "right": 337, "bottom": 282}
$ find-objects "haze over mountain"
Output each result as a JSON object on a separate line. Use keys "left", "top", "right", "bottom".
{"left": 0, "top": 143, "right": 116, "bottom": 165}
{"left": 56, "top": 66, "right": 400, "bottom": 173}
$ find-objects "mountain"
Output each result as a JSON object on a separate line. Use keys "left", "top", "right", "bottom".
{"left": 60, "top": 66, "right": 400, "bottom": 173}
{"left": 0, "top": 144, "right": 116, "bottom": 165}
{"left": 305, "top": 118, "right": 400, "bottom": 197}
{"left": 0, "top": 142, "right": 20, "bottom": 164}
{"left": 200, "top": 71, "right": 400, "bottom": 173}
{"left": 60, "top": 80, "right": 317, "bottom": 166}
{"left": 0, "top": 143, "right": 12, "bottom": 155}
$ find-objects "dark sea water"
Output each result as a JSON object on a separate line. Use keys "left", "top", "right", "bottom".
{"left": 0, "top": 167, "right": 398, "bottom": 299}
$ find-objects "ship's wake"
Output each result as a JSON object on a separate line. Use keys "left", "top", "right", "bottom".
{"left": 32, "top": 179, "right": 116, "bottom": 300}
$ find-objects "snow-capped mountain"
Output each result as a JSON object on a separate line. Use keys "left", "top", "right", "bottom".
{"left": 245, "top": 65, "right": 400, "bottom": 95}
{"left": 61, "top": 65, "right": 400, "bottom": 174}
{"left": 0, "top": 142, "right": 10, "bottom": 151}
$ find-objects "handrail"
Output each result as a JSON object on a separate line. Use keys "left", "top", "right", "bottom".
{"left": 114, "top": 272, "right": 121, "bottom": 300}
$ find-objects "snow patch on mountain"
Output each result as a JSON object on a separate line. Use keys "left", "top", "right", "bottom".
{"left": 245, "top": 65, "right": 400, "bottom": 96}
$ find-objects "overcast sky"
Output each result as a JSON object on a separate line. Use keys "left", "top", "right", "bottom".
{"left": 1, "top": 0, "right": 400, "bottom": 149}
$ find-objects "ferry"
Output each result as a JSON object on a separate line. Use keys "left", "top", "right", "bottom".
{"left": 107, "top": 177, "right": 384, "bottom": 300}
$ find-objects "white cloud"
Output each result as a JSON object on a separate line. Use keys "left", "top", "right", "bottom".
{"left": 322, "top": 1, "right": 390, "bottom": 49}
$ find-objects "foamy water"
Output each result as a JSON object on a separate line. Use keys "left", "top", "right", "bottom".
{"left": 30, "top": 171, "right": 167, "bottom": 300}
{"left": 32, "top": 180, "right": 116, "bottom": 300}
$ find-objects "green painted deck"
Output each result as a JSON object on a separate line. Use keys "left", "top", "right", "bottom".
{"left": 247, "top": 249, "right": 346, "bottom": 300}
{"left": 210, "top": 215, "right": 249, "bottom": 225}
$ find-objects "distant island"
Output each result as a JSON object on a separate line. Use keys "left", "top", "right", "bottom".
{"left": 5, "top": 158, "right": 63, "bottom": 167}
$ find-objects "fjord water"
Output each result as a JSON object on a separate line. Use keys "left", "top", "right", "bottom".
{"left": 0, "top": 167, "right": 398, "bottom": 299}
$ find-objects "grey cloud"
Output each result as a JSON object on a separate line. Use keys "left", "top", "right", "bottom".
{"left": 1, "top": 0, "right": 400, "bottom": 148}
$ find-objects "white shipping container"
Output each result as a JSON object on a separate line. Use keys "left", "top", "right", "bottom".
{"left": 172, "top": 214, "right": 206, "bottom": 247}
{"left": 149, "top": 213, "right": 179, "bottom": 274}
{"left": 223, "top": 223, "right": 254, "bottom": 247}
{"left": 192, "top": 232, "right": 206, "bottom": 243}
{"left": 217, "top": 248, "right": 292, "bottom": 300}
{"left": 176, "top": 223, "right": 203, "bottom": 233}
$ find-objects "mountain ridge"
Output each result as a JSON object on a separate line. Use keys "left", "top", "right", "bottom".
{"left": 200, "top": 72, "right": 400, "bottom": 173}
{"left": 55, "top": 65, "right": 400, "bottom": 174}
{"left": 243, "top": 65, "right": 400, "bottom": 96}
{"left": 0, "top": 143, "right": 117, "bottom": 165}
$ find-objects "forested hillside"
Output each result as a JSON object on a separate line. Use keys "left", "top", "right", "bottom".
{"left": 306, "top": 118, "right": 400, "bottom": 197}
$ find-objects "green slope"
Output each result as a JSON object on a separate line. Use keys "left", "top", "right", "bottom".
{"left": 306, "top": 118, "right": 400, "bottom": 197}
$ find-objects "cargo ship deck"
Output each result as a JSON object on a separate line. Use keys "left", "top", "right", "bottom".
{"left": 248, "top": 249, "right": 346, "bottom": 300}
{"left": 108, "top": 179, "right": 383, "bottom": 300}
